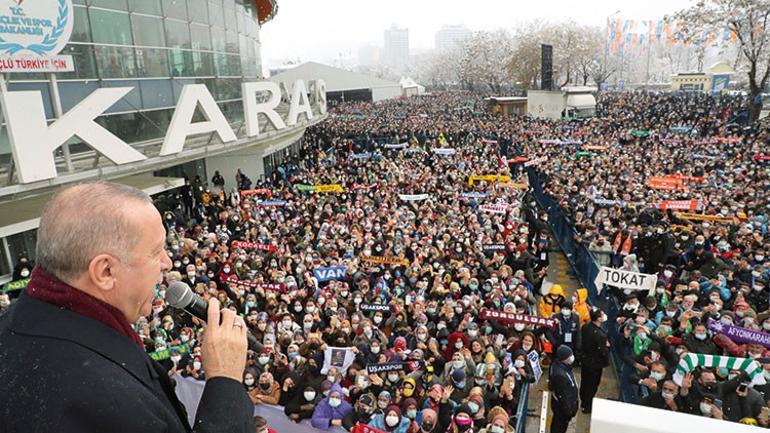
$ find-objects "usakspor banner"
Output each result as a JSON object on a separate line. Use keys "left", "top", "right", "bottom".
{"left": 479, "top": 309, "right": 557, "bottom": 328}
{"left": 231, "top": 241, "right": 276, "bottom": 253}
{"left": 594, "top": 267, "right": 656, "bottom": 293}
{"left": 523, "top": 156, "right": 547, "bottom": 167}
{"left": 384, "top": 142, "right": 408, "bottom": 149}
{"left": 399, "top": 194, "right": 430, "bottom": 201}
{"left": 459, "top": 192, "right": 489, "bottom": 198}
{"left": 359, "top": 303, "right": 391, "bottom": 313}
{"left": 366, "top": 361, "right": 425, "bottom": 374}
{"left": 707, "top": 319, "right": 770, "bottom": 349}
{"left": 468, "top": 174, "right": 511, "bottom": 186}
{"left": 479, "top": 204, "right": 509, "bottom": 214}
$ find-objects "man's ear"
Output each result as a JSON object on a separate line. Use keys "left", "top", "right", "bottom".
{"left": 88, "top": 254, "right": 119, "bottom": 292}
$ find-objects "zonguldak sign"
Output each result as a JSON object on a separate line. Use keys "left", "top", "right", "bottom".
{"left": 1, "top": 79, "right": 328, "bottom": 184}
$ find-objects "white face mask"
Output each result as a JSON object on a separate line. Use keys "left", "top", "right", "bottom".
{"left": 386, "top": 415, "right": 400, "bottom": 427}
{"left": 514, "top": 359, "right": 526, "bottom": 368}
{"left": 329, "top": 397, "right": 341, "bottom": 407}
{"left": 244, "top": 378, "right": 255, "bottom": 386}
{"left": 455, "top": 341, "right": 464, "bottom": 349}
{"left": 193, "top": 361, "right": 202, "bottom": 370}
{"left": 371, "top": 346, "right": 380, "bottom": 354}
{"left": 258, "top": 356, "right": 270, "bottom": 365}
{"left": 305, "top": 391, "right": 316, "bottom": 401}
{"left": 514, "top": 323, "right": 526, "bottom": 331}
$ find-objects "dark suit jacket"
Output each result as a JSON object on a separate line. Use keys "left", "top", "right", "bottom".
{"left": 0, "top": 294, "right": 254, "bottom": 433}
{"left": 580, "top": 322, "right": 610, "bottom": 370}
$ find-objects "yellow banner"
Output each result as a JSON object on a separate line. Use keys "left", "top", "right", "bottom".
{"left": 499, "top": 182, "right": 528, "bottom": 190}
{"left": 360, "top": 255, "right": 409, "bottom": 266}
{"left": 468, "top": 175, "right": 511, "bottom": 186}
{"left": 674, "top": 213, "right": 738, "bottom": 224}
{"left": 315, "top": 184, "right": 344, "bottom": 193}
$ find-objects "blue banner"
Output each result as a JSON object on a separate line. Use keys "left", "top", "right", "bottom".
{"left": 313, "top": 266, "right": 347, "bottom": 282}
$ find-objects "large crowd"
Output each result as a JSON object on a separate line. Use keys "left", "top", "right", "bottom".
{"left": 4, "top": 90, "right": 770, "bottom": 431}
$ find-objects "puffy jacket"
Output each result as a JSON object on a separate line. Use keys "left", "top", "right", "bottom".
{"left": 539, "top": 284, "right": 566, "bottom": 317}
{"left": 368, "top": 414, "right": 411, "bottom": 433}
{"left": 574, "top": 288, "right": 591, "bottom": 326}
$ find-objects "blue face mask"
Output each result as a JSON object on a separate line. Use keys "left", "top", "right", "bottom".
{"left": 469, "top": 284, "right": 479, "bottom": 291}
{"left": 455, "top": 381, "right": 465, "bottom": 389}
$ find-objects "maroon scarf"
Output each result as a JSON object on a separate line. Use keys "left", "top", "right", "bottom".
{"left": 26, "top": 266, "right": 145, "bottom": 349}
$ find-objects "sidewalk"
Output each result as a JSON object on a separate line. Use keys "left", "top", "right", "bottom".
{"left": 525, "top": 251, "right": 619, "bottom": 433}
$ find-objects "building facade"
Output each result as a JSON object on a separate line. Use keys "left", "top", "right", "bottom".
{"left": 383, "top": 25, "right": 409, "bottom": 71}
{"left": 434, "top": 25, "right": 471, "bottom": 52}
{"left": 0, "top": 0, "right": 326, "bottom": 280}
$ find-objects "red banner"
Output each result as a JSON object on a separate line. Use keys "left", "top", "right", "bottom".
{"left": 231, "top": 241, "right": 277, "bottom": 253}
{"left": 240, "top": 189, "right": 272, "bottom": 198}
{"left": 224, "top": 276, "right": 286, "bottom": 293}
{"left": 656, "top": 199, "right": 703, "bottom": 212}
{"left": 754, "top": 155, "right": 770, "bottom": 161}
{"left": 479, "top": 309, "right": 556, "bottom": 328}
{"left": 352, "top": 424, "right": 388, "bottom": 433}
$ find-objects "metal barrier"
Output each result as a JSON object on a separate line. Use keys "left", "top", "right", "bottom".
{"left": 526, "top": 168, "right": 640, "bottom": 404}
{"left": 514, "top": 383, "right": 530, "bottom": 433}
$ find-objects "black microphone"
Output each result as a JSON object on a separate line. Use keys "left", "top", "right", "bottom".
{"left": 166, "top": 281, "right": 262, "bottom": 353}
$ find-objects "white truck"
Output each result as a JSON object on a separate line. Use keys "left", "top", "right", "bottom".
{"left": 527, "top": 86, "right": 597, "bottom": 120}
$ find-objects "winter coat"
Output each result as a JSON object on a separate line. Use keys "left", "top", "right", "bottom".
{"left": 311, "top": 384, "right": 353, "bottom": 430}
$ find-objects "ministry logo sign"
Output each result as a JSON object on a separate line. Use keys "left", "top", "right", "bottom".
{"left": 0, "top": 0, "right": 74, "bottom": 72}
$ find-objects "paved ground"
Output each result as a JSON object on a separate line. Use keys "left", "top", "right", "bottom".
{"left": 524, "top": 251, "right": 620, "bottom": 433}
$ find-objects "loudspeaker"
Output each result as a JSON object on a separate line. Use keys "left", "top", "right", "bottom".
{"left": 541, "top": 44, "right": 553, "bottom": 91}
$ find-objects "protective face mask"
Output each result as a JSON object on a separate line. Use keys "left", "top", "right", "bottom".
{"left": 514, "top": 359, "right": 526, "bottom": 368}
{"left": 386, "top": 415, "right": 400, "bottom": 427}
{"left": 329, "top": 397, "right": 341, "bottom": 408}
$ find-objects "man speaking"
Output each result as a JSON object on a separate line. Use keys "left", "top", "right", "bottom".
{"left": 0, "top": 182, "right": 254, "bottom": 433}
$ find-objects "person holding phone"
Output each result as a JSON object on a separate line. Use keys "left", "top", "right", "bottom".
{"left": 721, "top": 380, "right": 764, "bottom": 423}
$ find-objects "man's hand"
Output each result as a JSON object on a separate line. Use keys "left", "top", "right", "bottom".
{"left": 201, "top": 298, "right": 248, "bottom": 382}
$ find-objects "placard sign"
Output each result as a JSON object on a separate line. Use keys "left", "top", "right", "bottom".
{"left": 0, "top": 0, "right": 75, "bottom": 72}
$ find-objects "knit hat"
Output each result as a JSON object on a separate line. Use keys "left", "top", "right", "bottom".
{"left": 358, "top": 393, "right": 374, "bottom": 407}
{"left": 487, "top": 406, "right": 509, "bottom": 426}
{"left": 555, "top": 345, "right": 573, "bottom": 361}
{"left": 422, "top": 408, "right": 438, "bottom": 423}
{"left": 451, "top": 368, "right": 466, "bottom": 383}
{"left": 386, "top": 404, "right": 402, "bottom": 418}
{"left": 454, "top": 404, "right": 473, "bottom": 417}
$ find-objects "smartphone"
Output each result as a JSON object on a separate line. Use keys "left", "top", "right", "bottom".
{"left": 737, "top": 384, "right": 748, "bottom": 394}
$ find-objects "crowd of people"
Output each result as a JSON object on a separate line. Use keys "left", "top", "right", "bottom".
{"left": 4, "top": 89, "right": 770, "bottom": 431}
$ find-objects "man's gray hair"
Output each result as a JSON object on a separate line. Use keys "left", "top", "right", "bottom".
{"left": 36, "top": 182, "right": 153, "bottom": 283}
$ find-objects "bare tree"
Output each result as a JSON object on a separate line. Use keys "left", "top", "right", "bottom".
{"left": 461, "top": 30, "right": 514, "bottom": 92}
{"left": 676, "top": 0, "right": 770, "bottom": 122}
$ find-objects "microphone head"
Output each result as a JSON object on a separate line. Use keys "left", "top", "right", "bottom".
{"left": 166, "top": 281, "right": 194, "bottom": 308}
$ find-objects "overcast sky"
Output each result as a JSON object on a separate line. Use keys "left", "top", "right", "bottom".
{"left": 260, "top": 0, "right": 696, "bottom": 71}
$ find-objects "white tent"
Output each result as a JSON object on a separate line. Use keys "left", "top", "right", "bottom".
{"left": 270, "top": 62, "right": 403, "bottom": 102}
{"left": 400, "top": 77, "right": 426, "bottom": 97}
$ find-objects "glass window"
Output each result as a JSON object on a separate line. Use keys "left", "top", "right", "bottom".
{"left": 213, "top": 78, "right": 240, "bottom": 100}
{"left": 135, "top": 48, "right": 170, "bottom": 77}
{"left": 89, "top": 9, "right": 133, "bottom": 45}
{"left": 208, "top": 2, "right": 224, "bottom": 28}
{"left": 168, "top": 49, "right": 193, "bottom": 76}
{"left": 100, "top": 81, "right": 142, "bottom": 113}
{"left": 129, "top": 0, "right": 162, "bottom": 15}
{"left": 59, "top": 44, "right": 98, "bottom": 80}
{"left": 210, "top": 26, "right": 226, "bottom": 52}
{"left": 165, "top": 19, "right": 191, "bottom": 49}
{"left": 95, "top": 46, "right": 137, "bottom": 78}
{"left": 91, "top": 0, "right": 128, "bottom": 9}
{"left": 224, "top": 7, "right": 237, "bottom": 31}
{"left": 6, "top": 230, "right": 38, "bottom": 268}
{"left": 59, "top": 80, "right": 100, "bottom": 112}
{"left": 190, "top": 24, "right": 212, "bottom": 51}
{"left": 162, "top": 0, "right": 188, "bottom": 20}
{"left": 219, "top": 100, "right": 243, "bottom": 123}
{"left": 189, "top": 0, "right": 209, "bottom": 24}
{"left": 71, "top": 6, "right": 91, "bottom": 42}
{"left": 225, "top": 30, "right": 239, "bottom": 53}
{"left": 132, "top": 15, "right": 165, "bottom": 47}
{"left": 139, "top": 79, "right": 174, "bottom": 109}
{"left": 0, "top": 238, "right": 10, "bottom": 277}
{"left": 191, "top": 52, "right": 214, "bottom": 76}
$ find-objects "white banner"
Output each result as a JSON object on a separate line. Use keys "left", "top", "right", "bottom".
{"left": 384, "top": 142, "right": 408, "bottom": 149}
{"left": 528, "top": 350, "right": 543, "bottom": 383}
{"left": 479, "top": 203, "right": 508, "bottom": 214}
{"left": 399, "top": 194, "right": 430, "bottom": 201}
{"left": 594, "top": 266, "right": 656, "bottom": 293}
{"left": 524, "top": 156, "right": 548, "bottom": 167}
{"left": 173, "top": 375, "right": 346, "bottom": 433}
{"left": 432, "top": 148, "right": 456, "bottom": 156}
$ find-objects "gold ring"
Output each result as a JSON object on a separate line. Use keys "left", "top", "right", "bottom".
{"left": 233, "top": 322, "right": 244, "bottom": 328}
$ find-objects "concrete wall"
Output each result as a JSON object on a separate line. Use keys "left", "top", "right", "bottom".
{"left": 372, "top": 85, "right": 404, "bottom": 102}
{"left": 527, "top": 90, "right": 566, "bottom": 120}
